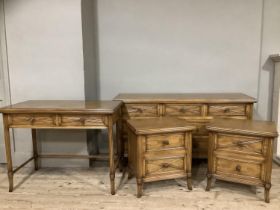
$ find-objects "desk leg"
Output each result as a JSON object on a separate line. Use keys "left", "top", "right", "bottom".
{"left": 108, "top": 119, "right": 115, "bottom": 195}
{"left": 32, "top": 129, "right": 39, "bottom": 170}
{"left": 3, "top": 114, "right": 13, "bottom": 192}
{"left": 116, "top": 119, "right": 123, "bottom": 171}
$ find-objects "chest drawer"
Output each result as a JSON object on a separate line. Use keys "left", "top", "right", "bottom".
{"left": 165, "top": 104, "right": 202, "bottom": 116}
{"left": 61, "top": 115, "right": 105, "bottom": 127}
{"left": 216, "top": 134, "right": 263, "bottom": 155}
{"left": 145, "top": 133, "right": 185, "bottom": 151}
{"left": 145, "top": 157, "right": 185, "bottom": 176}
{"left": 10, "top": 114, "right": 55, "bottom": 127}
{"left": 123, "top": 104, "right": 158, "bottom": 118}
{"left": 208, "top": 104, "right": 246, "bottom": 116}
{"left": 216, "top": 157, "right": 262, "bottom": 180}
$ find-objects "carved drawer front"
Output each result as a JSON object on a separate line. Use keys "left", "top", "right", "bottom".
{"left": 216, "top": 134, "right": 263, "bottom": 155}
{"left": 216, "top": 157, "right": 262, "bottom": 179}
{"left": 123, "top": 104, "right": 158, "bottom": 118}
{"left": 61, "top": 115, "right": 105, "bottom": 127}
{"left": 165, "top": 104, "right": 202, "bottom": 116}
{"left": 208, "top": 104, "right": 246, "bottom": 116}
{"left": 145, "top": 157, "right": 185, "bottom": 176}
{"left": 10, "top": 114, "right": 55, "bottom": 126}
{"left": 146, "top": 133, "right": 185, "bottom": 151}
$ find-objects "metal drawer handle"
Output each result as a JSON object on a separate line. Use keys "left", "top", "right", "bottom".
{"left": 162, "top": 140, "right": 170, "bottom": 146}
{"left": 224, "top": 108, "right": 230, "bottom": 113}
{"left": 132, "top": 108, "right": 143, "bottom": 113}
{"left": 29, "top": 117, "right": 35, "bottom": 124}
{"left": 161, "top": 163, "right": 170, "bottom": 168}
{"left": 235, "top": 165, "right": 241, "bottom": 172}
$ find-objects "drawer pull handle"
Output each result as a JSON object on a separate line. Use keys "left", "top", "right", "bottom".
{"left": 133, "top": 108, "right": 143, "bottom": 113}
{"left": 162, "top": 140, "right": 170, "bottom": 146}
{"left": 224, "top": 108, "right": 230, "bottom": 113}
{"left": 79, "top": 118, "right": 86, "bottom": 124}
{"left": 29, "top": 117, "right": 35, "bottom": 124}
{"left": 180, "top": 108, "right": 187, "bottom": 113}
{"left": 235, "top": 165, "right": 241, "bottom": 172}
{"left": 236, "top": 141, "right": 244, "bottom": 147}
{"left": 161, "top": 163, "right": 170, "bottom": 168}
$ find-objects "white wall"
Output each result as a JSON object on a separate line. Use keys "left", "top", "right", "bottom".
{"left": 4, "top": 0, "right": 88, "bottom": 167}
{"left": 98, "top": 0, "right": 263, "bottom": 104}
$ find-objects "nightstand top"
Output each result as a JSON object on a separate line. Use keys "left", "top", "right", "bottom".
{"left": 206, "top": 119, "right": 278, "bottom": 137}
{"left": 127, "top": 117, "right": 196, "bottom": 135}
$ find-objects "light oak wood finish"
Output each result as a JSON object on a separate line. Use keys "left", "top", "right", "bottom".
{"left": 0, "top": 100, "right": 122, "bottom": 195}
{"left": 206, "top": 118, "right": 278, "bottom": 203}
{"left": 126, "top": 117, "right": 196, "bottom": 197}
{"left": 114, "top": 93, "right": 256, "bottom": 159}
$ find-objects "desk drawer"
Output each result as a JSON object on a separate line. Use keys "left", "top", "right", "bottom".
{"left": 208, "top": 104, "right": 246, "bottom": 116}
{"left": 165, "top": 104, "right": 202, "bottom": 116}
{"left": 61, "top": 115, "right": 105, "bottom": 127}
{"left": 123, "top": 104, "right": 158, "bottom": 118}
{"left": 10, "top": 114, "right": 55, "bottom": 126}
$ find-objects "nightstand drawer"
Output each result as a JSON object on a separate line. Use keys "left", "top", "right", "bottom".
{"left": 216, "top": 157, "right": 262, "bottom": 179}
{"left": 165, "top": 104, "right": 202, "bottom": 116}
{"left": 123, "top": 104, "right": 158, "bottom": 118}
{"left": 146, "top": 133, "right": 185, "bottom": 151}
{"left": 10, "top": 114, "right": 55, "bottom": 127}
{"left": 216, "top": 134, "right": 263, "bottom": 155}
{"left": 208, "top": 104, "right": 246, "bottom": 116}
{"left": 145, "top": 157, "right": 185, "bottom": 176}
{"left": 61, "top": 115, "right": 105, "bottom": 127}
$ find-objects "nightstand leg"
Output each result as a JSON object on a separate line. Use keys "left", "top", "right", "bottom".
{"left": 206, "top": 173, "right": 212, "bottom": 191}
{"left": 3, "top": 115, "right": 13, "bottom": 192}
{"left": 32, "top": 129, "right": 39, "bottom": 170}
{"left": 187, "top": 173, "right": 192, "bottom": 190}
{"left": 137, "top": 178, "right": 143, "bottom": 198}
{"left": 264, "top": 183, "right": 271, "bottom": 203}
{"left": 108, "top": 120, "right": 115, "bottom": 195}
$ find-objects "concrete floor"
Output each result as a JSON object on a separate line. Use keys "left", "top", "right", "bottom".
{"left": 0, "top": 161, "right": 279, "bottom": 210}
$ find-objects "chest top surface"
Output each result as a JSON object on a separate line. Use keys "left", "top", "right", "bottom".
{"left": 127, "top": 117, "right": 196, "bottom": 135}
{"left": 206, "top": 119, "right": 278, "bottom": 138}
{"left": 114, "top": 93, "right": 257, "bottom": 103}
{"left": 0, "top": 100, "right": 122, "bottom": 114}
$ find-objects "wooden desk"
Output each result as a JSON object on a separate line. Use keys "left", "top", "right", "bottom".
{"left": 0, "top": 100, "right": 122, "bottom": 195}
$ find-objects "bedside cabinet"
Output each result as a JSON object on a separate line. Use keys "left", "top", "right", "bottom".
{"left": 126, "top": 117, "right": 196, "bottom": 197}
{"left": 206, "top": 119, "right": 278, "bottom": 203}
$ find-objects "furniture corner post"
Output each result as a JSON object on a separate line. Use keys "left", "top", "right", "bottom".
{"left": 3, "top": 114, "right": 14, "bottom": 192}
{"left": 185, "top": 132, "right": 192, "bottom": 190}
{"left": 108, "top": 116, "right": 115, "bottom": 195}
{"left": 206, "top": 132, "right": 215, "bottom": 191}
{"left": 32, "top": 129, "right": 39, "bottom": 170}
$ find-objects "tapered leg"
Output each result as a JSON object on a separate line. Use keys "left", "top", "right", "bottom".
{"left": 264, "top": 183, "right": 271, "bottom": 203}
{"left": 3, "top": 114, "right": 13, "bottom": 192}
{"left": 116, "top": 119, "right": 123, "bottom": 172}
{"left": 108, "top": 120, "right": 115, "bottom": 195}
{"left": 32, "top": 129, "right": 39, "bottom": 170}
{"left": 137, "top": 178, "right": 143, "bottom": 198}
{"left": 206, "top": 173, "right": 212, "bottom": 191}
{"left": 187, "top": 173, "right": 192, "bottom": 190}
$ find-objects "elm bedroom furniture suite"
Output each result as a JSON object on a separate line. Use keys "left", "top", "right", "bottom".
{"left": 126, "top": 117, "right": 196, "bottom": 197}
{"left": 0, "top": 100, "right": 122, "bottom": 195}
{"left": 114, "top": 93, "right": 256, "bottom": 162}
{"left": 206, "top": 118, "right": 278, "bottom": 203}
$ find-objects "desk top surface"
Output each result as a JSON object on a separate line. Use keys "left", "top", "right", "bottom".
{"left": 0, "top": 100, "right": 122, "bottom": 114}
{"left": 206, "top": 118, "right": 278, "bottom": 137}
{"left": 114, "top": 93, "right": 256, "bottom": 103}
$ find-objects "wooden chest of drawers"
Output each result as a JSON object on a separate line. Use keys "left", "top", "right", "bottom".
{"left": 114, "top": 93, "right": 256, "bottom": 159}
{"left": 126, "top": 117, "right": 196, "bottom": 197}
{"left": 206, "top": 119, "right": 278, "bottom": 203}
